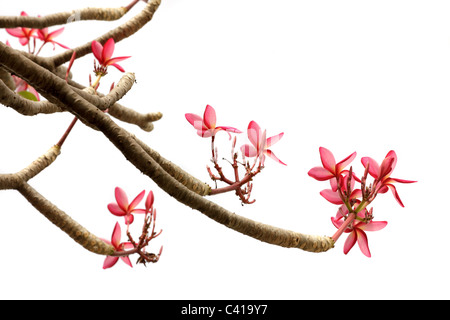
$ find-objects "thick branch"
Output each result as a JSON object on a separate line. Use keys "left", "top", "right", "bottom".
{"left": 0, "top": 78, "right": 63, "bottom": 115}
{"left": 132, "top": 134, "right": 212, "bottom": 196}
{"left": 0, "top": 145, "right": 61, "bottom": 190}
{"left": 0, "top": 66, "right": 15, "bottom": 90}
{"left": 72, "top": 74, "right": 162, "bottom": 131}
{"left": 0, "top": 144, "right": 115, "bottom": 255}
{"left": 0, "top": 6, "right": 128, "bottom": 29}
{"left": 49, "top": 0, "right": 161, "bottom": 67}
{"left": 17, "top": 182, "right": 115, "bottom": 256}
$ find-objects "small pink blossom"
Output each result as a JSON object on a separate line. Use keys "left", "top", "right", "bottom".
{"left": 102, "top": 222, "right": 134, "bottom": 269}
{"left": 107, "top": 187, "right": 146, "bottom": 225}
{"left": 185, "top": 105, "right": 242, "bottom": 138}
{"left": 332, "top": 208, "right": 387, "bottom": 257}
{"left": 361, "top": 150, "right": 416, "bottom": 207}
{"left": 36, "top": 27, "right": 70, "bottom": 50}
{"left": 308, "top": 147, "right": 356, "bottom": 183}
{"left": 91, "top": 38, "right": 130, "bottom": 72}
{"left": 6, "top": 11, "right": 36, "bottom": 46}
{"left": 240, "top": 120, "right": 286, "bottom": 166}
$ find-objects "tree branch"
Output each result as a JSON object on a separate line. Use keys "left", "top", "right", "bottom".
{"left": 0, "top": 1, "right": 142, "bottom": 29}
{"left": 49, "top": 0, "right": 161, "bottom": 68}
{"left": 0, "top": 144, "right": 115, "bottom": 255}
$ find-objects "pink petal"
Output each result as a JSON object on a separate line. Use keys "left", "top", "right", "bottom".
{"left": 129, "top": 190, "right": 145, "bottom": 211}
{"left": 387, "top": 184, "right": 405, "bottom": 207}
{"left": 266, "top": 132, "right": 284, "bottom": 148}
{"left": 103, "top": 256, "right": 119, "bottom": 269}
{"left": 320, "top": 189, "right": 343, "bottom": 205}
{"left": 241, "top": 144, "right": 258, "bottom": 157}
{"left": 308, "top": 167, "right": 335, "bottom": 181}
{"left": 247, "top": 121, "right": 262, "bottom": 149}
{"left": 107, "top": 56, "right": 131, "bottom": 65}
{"left": 37, "top": 28, "right": 48, "bottom": 40}
{"left": 330, "top": 177, "right": 338, "bottom": 191}
{"left": 361, "top": 157, "right": 380, "bottom": 179}
{"left": 343, "top": 231, "right": 357, "bottom": 255}
{"left": 259, "top": 130, "right": 267, "bottom": 156}
{"left": 385, "top": 150, "right": 398, "bottom": 171}
{"left": 198, "top": 129, "right": 213, "bottom": 138}
{"left": 203, "top": 105, "right": 216, "bottom": 129}
{"left": 349, "top": 189, "right": 362, "bottom": 200}
{"left": 107, "top": 203, "right": 126, "bottom": 216}
{"left": 124, "top": 214, "right": 134, "bottom": 225}
{"left": 265, "top": 149, "right": 287, "bottom": 165}
{"left": 114, "top": 187, "right": 129, "bottom": 212}
{"left": 319, "top": 147, "right": 336, "bottom": 174}
{"left": 91, "top": 41, "right": 104, "bottom": 63}
{"left": 102, "top": 38, "right": 115, "bottom": 61}
{"left": 48, "top": 27, "right": 64, "bottom": 39}
{"left": 377, "top": 185, "right": 389, "bottom": 194}
{"left": 185, "top": 113, "right": 205, "bottom": 130}
{"left": 111, "top": 222, "right": 122, "bottom": 248}
{"left": 110, "top": 63, "right": 125, "bottom": 72}
{"left": 359, "top": 221, "right": 388, "bottom": 232}
{"left": 120, "top": 256, "right": 133, "bottom": 268}
{"left": 387, "top": 177, "right": 417, "bottom": 184}
{"left": 379, "top": 156, "right": 395, "bottom": 180}
{"left": 335, "top": 151, "right": 357, "bottom": 174}
{"left": 331, "top": 215, "right": 344, "bottom": 229}
{"left": 356, "top": 229, "right": 371, "bottom": 257}
{"left": 19, "top": 37, "right": 29, "bottom": 46}
{"left": 216, "top": 126, "right": 242, "bottom": 134}
{"left": 53, "top": 41, "right": 71, "bottom": 50}
{"left": 6, "top": 28, "right": 24, "bottom": 37}
{"left": 145, "top": 191, "right": 154, "bottom": 211}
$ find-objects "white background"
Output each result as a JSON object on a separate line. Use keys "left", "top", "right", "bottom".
{"left": 1, "top": 0, "right": 449, "bottom": 299}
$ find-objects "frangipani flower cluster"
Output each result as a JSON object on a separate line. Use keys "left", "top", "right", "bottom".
{"left": 6, "top": 11, "right": 70, "bottom": 52}
{"left": 103, "top": 187, "right": 162, "bottom": 269}
{"left": 185, "top": 105, "right": 286, "bottom": 204}
{"left": 309, "top": 147, "right": 416, "bottom": 257}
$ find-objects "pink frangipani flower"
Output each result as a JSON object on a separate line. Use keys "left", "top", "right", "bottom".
{"left": 107, "top": 187, "right": 146, "bottom": 225}
{"left": 332, "top": 209, "right": 387, "bottom": 257}
{"left": 102, "top": 222, "right": 134, "bottom": 269}
{"left": 185, "top": 105, "right": 242, "bottom": 138}
{"left": 91, "top": 38, "right": 131, "bottom": 72}
{"left": 308, "top": 147, "right": 356, "bottom": 183}
{"left": 240, "top": 121, "right": 286, "bottom": 166}
{"left": 36, "top": 27, "right": 70, "bottom": 50}
{"left": 6, "top": 11, "right": 35, "bottom": 46}
{"left": 361, "top": 150, "right": 416, "bottom": 207}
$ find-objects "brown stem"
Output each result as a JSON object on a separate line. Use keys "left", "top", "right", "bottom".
{"left": 56, "top": 117, "right": 78, "bottom": 148}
